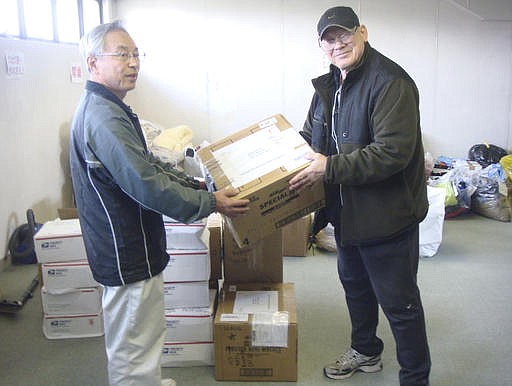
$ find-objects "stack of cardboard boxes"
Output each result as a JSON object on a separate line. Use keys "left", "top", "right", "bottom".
{"left": 197, "top": 114, "right": 325, "bottom": 381}
{"left": 160, "top": 214, "right": 220, "bottom": 367}
{"left": 34, "top": 218, "right": 104, "bottom": 339}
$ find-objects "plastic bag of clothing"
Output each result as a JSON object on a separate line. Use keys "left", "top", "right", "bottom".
{"left": 471, "top": 164, "right": 511, "bottom": 222}
{"left": 419, "top": 186, "right": 446, "bottom": 257}
{"left": 468, "top": 144, "right": 508, "bottom": 168}
{"left": 500, "top": 155, "right": 512, "bottom": 182}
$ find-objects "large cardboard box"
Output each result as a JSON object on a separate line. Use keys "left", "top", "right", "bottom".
{"left": 223, "top": 229, "right": 283, "bottom": 283}
{"left": 34, "top": 219, "right": 87, "bottom": 263}
{"left": 282, "top": 215, "right": 311, "bottom": 257}
{"left": 214, "top": 283, "right": 297, "bottom": 381}
{"left": 198, "top": 114, "right": 325, "bottom": 248}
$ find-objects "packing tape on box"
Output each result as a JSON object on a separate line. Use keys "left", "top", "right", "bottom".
{"left": 251, "top": 311, "right": 289, "bottom": 347}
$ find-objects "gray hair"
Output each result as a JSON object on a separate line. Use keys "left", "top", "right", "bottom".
{"left": 79, "top": 20, "right": 127, "bottom": 61}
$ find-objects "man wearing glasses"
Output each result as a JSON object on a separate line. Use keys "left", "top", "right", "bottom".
{"left": 290, "top": 6, "right": 431, "bottom": 386}
{"left": 70, "top": 21, "right": 249, "bottom": 386}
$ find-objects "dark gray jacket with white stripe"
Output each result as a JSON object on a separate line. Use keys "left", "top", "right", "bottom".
{"left": 70, "top": 81, "right": 216, "bottom": 286}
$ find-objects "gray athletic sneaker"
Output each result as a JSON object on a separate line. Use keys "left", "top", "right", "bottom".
{"left": 324, "top": 347, "right": 382, "bottom": 380}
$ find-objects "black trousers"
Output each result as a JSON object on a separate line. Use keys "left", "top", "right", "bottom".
{"left": 335, "top": 224, "right": 431, "bottom": 386}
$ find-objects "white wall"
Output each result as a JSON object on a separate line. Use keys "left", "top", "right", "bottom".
{"left": 116, "top": 0, "right": 512, "bottom": 157}
{"left": 0, "top": 0, "right": 511, "bottom": 259}
{"left": 0, "top": 38, "right": 83, "bottom": 260}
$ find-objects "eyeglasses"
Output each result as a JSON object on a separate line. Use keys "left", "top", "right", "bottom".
{"left": 95, "top": 51, "right": 146, "bottom": 62}
{"left": 319, "top": 27, "right": 358, "bottom": 51}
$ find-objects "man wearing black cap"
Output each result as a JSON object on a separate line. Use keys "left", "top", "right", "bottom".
{"left": 289, "top": 6, "right": 431, "bottom": 386}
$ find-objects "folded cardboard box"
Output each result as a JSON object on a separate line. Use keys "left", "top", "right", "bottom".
{"left": 223, "top": 228, "right": 283, "bottom": 283}
{"left": 34, "top": 219, "right": 87, "bottom": 263}
{"left": 198, "top": 114, "right": 325, "bottom": 248}
{"left": 214, "top": 282, "right": 297, "bottom": 381}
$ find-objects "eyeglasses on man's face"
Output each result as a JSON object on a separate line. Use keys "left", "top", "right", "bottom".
{"left": 95, "top": 51, "right": 146, "bottom": 62}
{"left": 319, "top": 27, "right": 358, "bottom": 50}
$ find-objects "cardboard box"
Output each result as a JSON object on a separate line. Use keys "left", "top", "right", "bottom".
{"left": 161, "top": 342, "right": 214, "bottom": 367}
{"left": 42, "top": 312, "right": 104, "bottom": 339}
{"left": 57, "top": 208, "right": 78, "bottom": 219}
{"left": 41, "top": 286, "right": 102, "bottom": 316}
{"left": 164, "top": 289, "right": 216, "bottom": 343}
{"left": 223, "top": 229, "right": 283, "bottom": 283}
{"left": 164, "top": 281, "right": 210, "bottom": 308}
{"left": 214, "top": 283, "right": 297, "bottom": 381}
{"left": 207, "top": 213, "right": 222, "bottom": 284}
{"left": 282, "top": 215, "right": 312, "bottom": 257}
{"left": 164, "top": 221, "right": 208, "bottom": 250}
{"left": 198, "top": 114, "right": 325, "bottom": 248}
{"left": 163, "top": 249, "right": 210, "bottom": 282}
{"left": 41, "top": 260, "right": 98, "bottom": 290}
{"left": 34, "top": 219, "right": 87, "bottom": 263}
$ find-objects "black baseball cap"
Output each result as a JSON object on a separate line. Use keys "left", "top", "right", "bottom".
{"left": 317, "top": 6, "right": 360, "bottom": 39}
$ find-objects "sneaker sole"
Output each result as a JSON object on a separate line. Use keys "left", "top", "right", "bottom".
{"left": 324, "top": 362, "right": 383, "bottom": 380}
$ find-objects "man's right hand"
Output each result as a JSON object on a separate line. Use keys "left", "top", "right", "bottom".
{"left": 213, "top": 188, "right": 250, "bottom": 218}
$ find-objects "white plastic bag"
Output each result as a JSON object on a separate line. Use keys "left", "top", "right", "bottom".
{"left": 419, "top": 186, "right": 446, "bottom": 257}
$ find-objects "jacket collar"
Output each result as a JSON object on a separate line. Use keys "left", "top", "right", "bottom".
{"left": 85, "top": 80, "right": 134, "bottom": 115}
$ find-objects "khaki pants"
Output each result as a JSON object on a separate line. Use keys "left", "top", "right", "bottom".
{"left": 102, "top": 273, "right": 165, "bottom": 386}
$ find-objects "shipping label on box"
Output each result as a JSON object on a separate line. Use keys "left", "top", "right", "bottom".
{"left": 41, "top": 260, "right": 98, "bottom": 290}
{"left": 163, "top": 250, "right": 210, "bottom": 282}
{"left": 198, "top": 114, "right": 325, "bottom": 248}
{"left": 214, "top": 282, "right": 297, "bottom": 381}
{"left": 34, "top": 219, "right": 87, "bottom": 263}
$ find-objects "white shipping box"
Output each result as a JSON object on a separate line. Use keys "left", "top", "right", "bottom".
{"left": 41, "top": 286, "right": 102, "bottom": 316}
{"left": 164, "top": 289, "right": 216, "bottom": 342}
{"left": 164, "top": 221, "right": 209, "bottom": 250}
{"left": 41, "top": 260, "right": 98, "bottom": 290}
{"left": 164, "top": 281, "right": 210, "bottom": 309}
{"left": 163, "top": 249, "right": 210, "bottom": 282}
{"left": 34, "top": 219, "right": 87, "bottom": 263}
{"left": 161, "top": 342, "right": 214, "bottom": 368}
{"left": 42, "top": 313, "right": 104, "bottom": 339}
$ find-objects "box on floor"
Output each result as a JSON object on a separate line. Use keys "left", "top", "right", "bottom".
{"left": 198, "top": 114, "right": 325, "bottom": 248}
{"left": 214, "top": 282, "right": 297, "bottom": 382}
